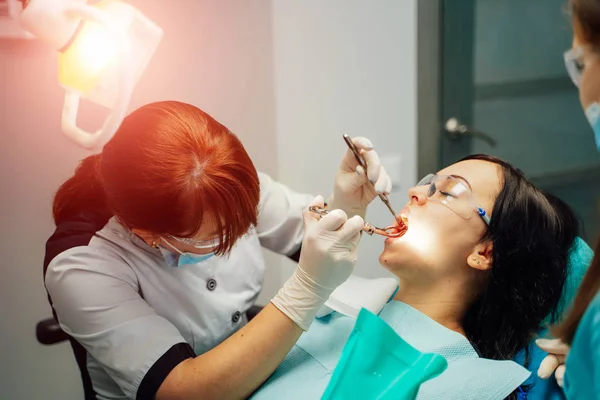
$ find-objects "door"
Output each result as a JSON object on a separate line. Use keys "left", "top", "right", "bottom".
{"left": 420, "top": 0, "right": 600, "bottom": 243}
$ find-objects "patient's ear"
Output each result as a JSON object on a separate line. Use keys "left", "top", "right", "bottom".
{"left": 467, "top": 241, "right": 493, "bottom": 271}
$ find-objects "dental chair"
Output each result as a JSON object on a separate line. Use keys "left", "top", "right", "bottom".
{"left": 36, "top": 316, "right": 70, "bottom": 345}
{"left": 515, "top": 237, "right": 594, "bottom": 399}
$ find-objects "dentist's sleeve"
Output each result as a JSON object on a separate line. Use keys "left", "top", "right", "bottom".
{"left": 256, "top": 172, "right": 314, "bottom": 256}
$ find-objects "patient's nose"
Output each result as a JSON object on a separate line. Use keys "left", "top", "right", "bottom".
{"left": 407, "top": 186, "right": 427, "bottom": 206}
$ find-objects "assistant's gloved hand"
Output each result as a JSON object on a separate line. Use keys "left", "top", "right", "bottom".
{"left": 536, "top": 338, "right": 570, "bottom": 387}
{"left": 271, "top": 195, "right": 364, "bottom": 331}
{"left": 328, "top": 136, "right": 392, "bottom": 218}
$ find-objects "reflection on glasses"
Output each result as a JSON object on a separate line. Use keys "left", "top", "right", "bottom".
{"left": 169, "top": 234, "right": 223, "bottom": 249}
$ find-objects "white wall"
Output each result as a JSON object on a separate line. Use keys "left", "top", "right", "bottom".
{"left": 271, "top": 0, "right": 418, "bottom": 280}
{"left": 0, "top": 1, "right": 418, "bottom": 398}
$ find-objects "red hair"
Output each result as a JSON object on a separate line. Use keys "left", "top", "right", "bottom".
{"left": 53, "top": 101, "right": 260, "bottom": 255}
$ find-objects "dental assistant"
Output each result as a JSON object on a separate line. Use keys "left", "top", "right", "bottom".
{"left": 44, "top": 100, "right": 392, "bottom": 400}
{"left": 535, "top": 1, "right": 600, "bottom": 398}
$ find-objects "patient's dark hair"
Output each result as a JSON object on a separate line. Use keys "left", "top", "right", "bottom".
{"left": 460, "top": 155, "right": 578, "bottom": 398}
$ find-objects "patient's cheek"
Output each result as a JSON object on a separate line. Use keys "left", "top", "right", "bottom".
{"left": 379, "top": 220, "right": 442, "bottom": 268}
{"left": 400, "top": 221, "right": 438, "bottom": 253}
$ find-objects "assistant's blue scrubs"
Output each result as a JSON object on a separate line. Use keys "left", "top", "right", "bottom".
{"left": 563, "top": 291, "right": 600, "bottom": 399}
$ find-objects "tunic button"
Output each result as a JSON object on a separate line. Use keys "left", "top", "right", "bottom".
{"left": 232, "top": 311, "right": 242, "bottom": 323}
{"left": 206, "top": 279, "right": 217, "bottom": 291}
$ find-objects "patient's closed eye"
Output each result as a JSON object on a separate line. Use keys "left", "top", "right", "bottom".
{"left": 439, "top": 190, "right": 457, "bottom": 198}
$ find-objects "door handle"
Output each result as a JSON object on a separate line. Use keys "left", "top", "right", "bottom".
{"left": 445, "top": 117, "right": 497, "bottom": 147}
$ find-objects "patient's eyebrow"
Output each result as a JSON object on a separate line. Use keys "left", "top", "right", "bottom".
{"left": 450, "top": 174, "right": 472, "bottom": 190}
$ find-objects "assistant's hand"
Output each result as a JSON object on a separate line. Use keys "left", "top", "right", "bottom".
{"left": 536, "top": 338, "right": 570, "bottom": 388}
{"left": 328, "top": 136, "right": 392, "bottom": 218}
{"left": 271, "top": 195, "right": 364, "bottom": 330}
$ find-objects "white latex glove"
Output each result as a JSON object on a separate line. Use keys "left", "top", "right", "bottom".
{"left": 536, "top": 338, "right": 570, "bottom": 388}
{"left": 328, "top": 136, "right": 393, "bottom": 218}
{"left": 271, "top": 195, "right": 364, "bottom": 331}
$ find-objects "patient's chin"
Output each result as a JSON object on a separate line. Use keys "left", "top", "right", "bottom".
{"left": 378, "top": 248, "right": 407, "bottom": 271}
{"left": 378, "top": 251, "right": 390, "bottom": 268}
{"left": 379, "top": 245, "right": 430, "bottom": 276}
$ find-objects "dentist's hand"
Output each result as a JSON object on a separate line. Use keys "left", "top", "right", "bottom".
{"left": 536, "top": 338, "right": 570, "bottom": 387}
{"left": 328, "top": 136, "right": 392, "bottom": 218}
{"left": 271, "top": 196, "right": 364, "bottom": 331}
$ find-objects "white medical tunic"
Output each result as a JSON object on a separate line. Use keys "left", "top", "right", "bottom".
{"left": 45, "top": 172, "right": 313, "bottom": 400}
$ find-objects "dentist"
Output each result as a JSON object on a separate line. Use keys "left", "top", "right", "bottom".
{"left": 44, "top": 100, "right": 392, "bottom": 400}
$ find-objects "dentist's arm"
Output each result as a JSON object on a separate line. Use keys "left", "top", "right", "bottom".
{"left": 156, "top": 196, "right": 364, "bottom": 400}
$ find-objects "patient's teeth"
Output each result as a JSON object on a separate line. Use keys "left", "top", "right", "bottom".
{"left": 400, "top": 213, "right": 409, "bottom": 226}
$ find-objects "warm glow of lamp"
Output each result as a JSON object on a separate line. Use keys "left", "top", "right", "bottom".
{"left": 11, "top": 0, "right": 163, "bottom": 149}
{"left": 58, "top": 17, "right": 119, "bottom": 94}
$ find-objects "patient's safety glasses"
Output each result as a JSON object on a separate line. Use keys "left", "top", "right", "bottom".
{"left": 416, "top": 174, "right": 490, "bottom": 225}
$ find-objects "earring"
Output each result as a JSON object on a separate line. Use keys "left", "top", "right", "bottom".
{"left": 151, "top": 241, "right": 159, "bottom": 249}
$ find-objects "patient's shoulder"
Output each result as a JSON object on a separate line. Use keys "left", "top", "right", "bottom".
{"left": 417, "top": 357, "right": 531, "bottom": 400}
{"left": 293, "top": 313, "right": 356, "bottom": 371}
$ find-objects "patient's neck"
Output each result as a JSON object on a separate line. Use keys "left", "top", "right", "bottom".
{"left": 393, "top": 277, "right": 472, "bottom": 336}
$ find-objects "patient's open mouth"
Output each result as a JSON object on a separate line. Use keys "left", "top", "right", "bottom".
{"left": 378, "top": 212, "right": 409, "bottom": 238}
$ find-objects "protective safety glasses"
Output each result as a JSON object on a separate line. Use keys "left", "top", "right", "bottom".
{"left": 416, "top": 174, "right": 490, "bottom": 225}
{"left": 564, "top": 46, "right": 584, "bottom": 87}
{"left": 168, "top": 234, "right": 223, "bottom": 250}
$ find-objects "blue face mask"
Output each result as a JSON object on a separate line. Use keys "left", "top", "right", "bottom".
{"left": 159, "top": 240, "right": 215, "bottom": 268}
{"left": 584, "top": 102, "right": 600, "bottom": 152}
{"left": 177, "top": 252, "right": 215, "bottom": 266}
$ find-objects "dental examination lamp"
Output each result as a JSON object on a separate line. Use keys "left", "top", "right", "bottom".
{"left": 7, "top": 0, "right": 163, "bottom": 150}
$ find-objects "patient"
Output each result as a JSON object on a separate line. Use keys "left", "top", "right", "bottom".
{"left": 252, "top": 155, "right": 578, "bottom": 400}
